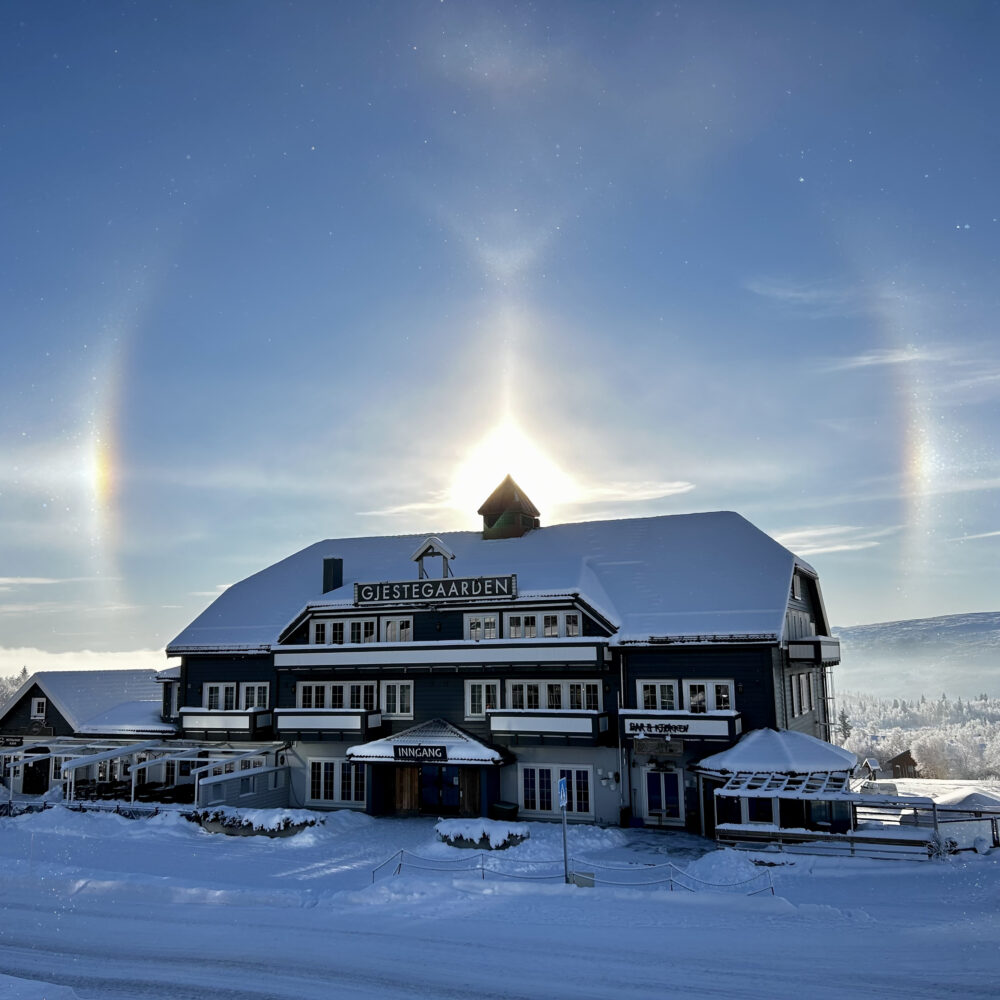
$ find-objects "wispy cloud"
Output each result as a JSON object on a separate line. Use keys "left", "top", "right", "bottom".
{"left": 0, "top": 576, "right": 113, "bottom": 587}
{"left": 359, "top": 492, "right": 452, "bottom": 518}
{"left": 945, "top": 530, "right": 1000, "bottom": 543}
{"left": 774, "top": 524, "right": 902, "bottom": 556}
{"left": 821, "top": 345, "right": 957, "bottom": 372}
{"left": 744, "top": 277, "right": 864, "bottom": 314}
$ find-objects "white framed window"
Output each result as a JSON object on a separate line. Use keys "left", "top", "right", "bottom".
{"left": 507, "top": 680, "right": 601, "bottom": 712}
{"left": 296, "top": 681, "right": 376, "bottom": 711}
{"left": 203, "top": 683, "right": 237, "bottom": 711}
{"left": 683, "top": 680, "right": 734, "bottom": 714}
{"left": 350, "top": 619, "right": 377, "bottom": 644}
{"left": 312, "top": 621, "right": 327, "bottom": 644}
{"left": 30, "top": 697, "right": 46, "bottom": 720}
{"left": 329, "top": 621, "right": 345, "bottom": 644}
{"left": 505, "top": 611, "right": 581, "bottom": 639}
{"left": 241, "top": 683, "right": 269, "bottom": 710}
{"left": 464, "top": 613, "right": 498, "bottom": 640}
{"left": 790, "top": 672, "right": 813, "bottom": 717}
{"left": 383, "top": 617, "right": 413, "bottom": 643}
{"left": 381, "top": 680, "right": 413, "bottom": 719}
{"left": 639, "top": 681, "right": 677, "bottom": 711}
{"left": 307, "top": 758, "right": 366, "bottom": 805}
{"left": 569, "top": 681, "right": 600, "bottom": 711}
{"left": 464, "top": 680, "right": 499, "bottom": 720}
{"left": 519, "top": 764, "right": 593, "bottom": 817}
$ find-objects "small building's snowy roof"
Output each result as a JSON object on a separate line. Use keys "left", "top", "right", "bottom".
{"left": 168, "top": 511, "right": 817, "bottom": 653}
{"left": 346, "top": 719, "right": 506, "bottom": 765}
{"left": 696, "top": 728, "right": 857, "bottom": 775}
{"left": 75, "top": 701, "right": 177, "bottom": 736}
{"left": 0, "top": 670, "right": 162, "bottom": 734}
{"left": 155, "top": 665, "right": 181, "bottom": 682}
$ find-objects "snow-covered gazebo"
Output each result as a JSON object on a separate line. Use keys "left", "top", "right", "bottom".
{"left": 694, "top": 728, "right": 859, "bottom": 842}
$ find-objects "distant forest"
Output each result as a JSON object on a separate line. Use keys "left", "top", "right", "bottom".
{"left": 838, "top": 691, "right": 1000, "bottom": 780}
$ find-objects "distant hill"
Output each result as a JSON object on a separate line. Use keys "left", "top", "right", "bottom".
{"left": 832, "top": 611, "right": 1000, "bottom": 699}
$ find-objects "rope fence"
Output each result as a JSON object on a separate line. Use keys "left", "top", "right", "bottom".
{"left": 371, "top": 849, "right": 774, "bottom": 895}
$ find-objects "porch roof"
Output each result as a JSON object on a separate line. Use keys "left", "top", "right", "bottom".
{"left": 347, "top": 718, "right": 507, "bottom": 765}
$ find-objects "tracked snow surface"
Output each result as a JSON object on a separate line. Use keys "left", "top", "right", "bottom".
{"left": 0, "top": 807, "right": 996, "bottom": 999}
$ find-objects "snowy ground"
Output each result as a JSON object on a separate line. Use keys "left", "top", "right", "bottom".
{"left": 0, "top": 807, "right": 997, "bottom": 999}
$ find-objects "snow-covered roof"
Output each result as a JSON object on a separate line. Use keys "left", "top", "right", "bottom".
{"left": 75, "top": 701, "right": 177, "bottom": 736}
{"left": 168, "top": 511, "right": 816, "bottom": 653}
{"left": 155, "top": 665, "right": 181, "bottom": 682}
{"left": 346, "top": 718, "right": 506, "bottom": 765}
{"left": 696, "top": 728, "right": 857, "bottom": 775}
{"left": 0, "top": 670, "right": 162, "bottom": 734}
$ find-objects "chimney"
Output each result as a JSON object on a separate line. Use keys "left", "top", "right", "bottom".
{"left": 322, "top": 557, "right": 343, "bottom": 593}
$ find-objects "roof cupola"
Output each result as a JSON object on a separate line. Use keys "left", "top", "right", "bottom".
{"left": 477, "top": 474, "right": 540, "bottom": 540}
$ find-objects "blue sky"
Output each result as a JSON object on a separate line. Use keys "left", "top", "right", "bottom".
{"left": 1, "top": 1, "right": 998, "bottom": 668}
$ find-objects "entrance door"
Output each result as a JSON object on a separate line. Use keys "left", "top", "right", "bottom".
{"left": 644, "top": 768, "right": 684, "bottom": 826}
{"left": 22, "top": 752, "right": 51, "bottom": 796}
{"left": 420, "top": 765, "right": 461, "bottom": 815}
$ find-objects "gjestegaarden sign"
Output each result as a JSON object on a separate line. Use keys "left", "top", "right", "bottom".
{"left": 354, "top": 575, "right": 517, "bottom": 606}
{"left": 393, "top": 744, "right": 448, "bottom": 762}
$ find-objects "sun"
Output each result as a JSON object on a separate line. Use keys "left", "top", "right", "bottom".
{"left": 449, "top": 419, "right": 579, "bottom": 525}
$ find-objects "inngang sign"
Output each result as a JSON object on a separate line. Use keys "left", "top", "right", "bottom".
{"left": 354, "top": 575, "right": 517, "bottom": 606}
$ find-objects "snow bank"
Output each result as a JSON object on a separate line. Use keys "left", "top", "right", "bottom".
{"left": 0, "top": 973, "right": 79, "bottom": 999}
{"left": 192, "top": 806, "right": 324, "bottom": 835}
{"left": 683, "top": 848, "right": 763, "bottom": 885}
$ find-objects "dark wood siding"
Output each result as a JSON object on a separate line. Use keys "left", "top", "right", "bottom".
{"left": 182, "top": 654, "right": 274, "bottom": 708}
{"left": 623, "top": 646, "right": 778, "bottom": 730}
{"left": 0, "top": 684, "right": 74, "bottom": 736}
{"left": 413, "top": 610, "right": 465, "bottom": 642}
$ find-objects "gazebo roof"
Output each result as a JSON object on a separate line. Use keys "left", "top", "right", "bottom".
{"left": 696, "top": 728, "right": 857, "bottom": 776}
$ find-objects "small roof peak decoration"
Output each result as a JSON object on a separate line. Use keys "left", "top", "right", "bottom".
{"left": 410, "top": 535, "right": 455, "bottom": 579}
{"left": 477, "top": 474, "right": 540, "bottom": 540}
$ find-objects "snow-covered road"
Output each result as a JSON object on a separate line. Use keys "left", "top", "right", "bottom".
{"left": 0, "top": 808, "right": 996, "bottom": 999}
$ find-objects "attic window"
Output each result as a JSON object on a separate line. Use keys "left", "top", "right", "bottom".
{"left": 30, "top": 697, "right": 46, "bottom": 720}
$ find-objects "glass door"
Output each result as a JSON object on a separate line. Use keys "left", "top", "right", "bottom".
{"left": 644, "top": 768, "right": 684, "bottom": 826}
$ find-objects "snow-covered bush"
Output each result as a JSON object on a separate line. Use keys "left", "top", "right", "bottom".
{"left": 436, "top": 818, "right": 529, "bottom": 849}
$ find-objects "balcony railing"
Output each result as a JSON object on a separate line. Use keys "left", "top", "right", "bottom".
{"left": 179, "top": 708, "right": 273, "bottom": 738}
{"left": 488, "top": 709, "right": 609, "bottom": 741}
{"left": 618, "top": 709, "right": 742, "bottom": 742}
{"left": 788, "top": 638, "right": 841, "bottom": 664}
{"left": 273, "top": 708, "right": 382, "bottom": 739}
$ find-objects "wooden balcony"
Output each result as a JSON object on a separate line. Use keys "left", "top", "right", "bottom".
{"left": 488, "top": 710, "right": 609, "bottom": 745}
{"left": 273, "top": 708, "right": 383, "bottom": 741}
{"left": 179, "top": 708, "right": 273, "bottom": 740}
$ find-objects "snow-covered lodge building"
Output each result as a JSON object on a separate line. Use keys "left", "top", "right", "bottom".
{"left": 152, "top": 476, "right": 841, "bottom": 833}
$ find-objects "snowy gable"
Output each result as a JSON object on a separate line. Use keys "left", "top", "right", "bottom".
{"left": 167, "top": 511, "right": 803, "bottom": 652}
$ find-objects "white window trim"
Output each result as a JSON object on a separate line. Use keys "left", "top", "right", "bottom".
{"left": 203, "top": 683, "right": 238, "bottom": 711}
{"left": 30, "top": 697, "right": 46, "bottom": 720}
{"left": 682, "top": 679, "right": 735, "bottom": 714}
{"left": 306, "top": 756, "right": 366, "bottom": 806}
{"left": 240, "top": 682, "right": 269, "bottom": 711}
{"left": 503, "top": 610, "right": 581, "bottom": 639}
{"left": 505, "top": 679, "right": 602, "bottom": 712}
{"left": 295, "top": 681, "right": 377, "bottom": 711}
{"left": 463, "top": 612, "right": 499, "bottom": 641}
{"left": 380, "top": 680, "right": 414, "bottom": 719}
{"left": 517, "top": 763, "right": 594, "bottom": 818}
{"left": 464, "top": 680, "right": 500, "bottom": 720}
{"left": 637, "top": 680, "right": 678, "bottom": 711}
{"left": 382, "top": 617, "right": 413, "bottom": 643}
